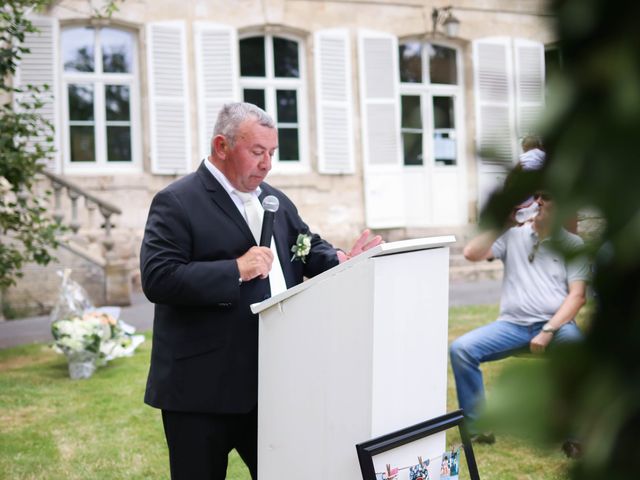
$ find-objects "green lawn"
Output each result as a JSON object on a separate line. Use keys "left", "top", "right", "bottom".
{"left": 0, "top": 305, "right": 577, "bottom": 479}
{"left": 446, "top": 305, "right": 574, "bottom": 480}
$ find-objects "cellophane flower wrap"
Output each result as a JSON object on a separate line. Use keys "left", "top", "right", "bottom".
{"left": 50, "top": 269, "right": 144, "bottom": 379}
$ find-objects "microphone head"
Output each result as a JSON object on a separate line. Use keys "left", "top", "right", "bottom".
{"left": 262, "top": 195, "right": 280, "bottom": 213}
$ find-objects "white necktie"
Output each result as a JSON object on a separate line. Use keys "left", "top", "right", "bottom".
{"left": 235, "top": 191, "right": 287, "bottom": 296}
{"left": 236, "top": 191, "right": 262, "bottom": 244}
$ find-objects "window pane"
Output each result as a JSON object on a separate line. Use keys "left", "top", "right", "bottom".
{"left": 68, "top": 85, "right": 94, "bottom": 121}
{"left": 240, "top": 37, "right": 266, "bottom": 77}
{"left": 399, "top": 42, "right": 422, "bottom": 83}
{"left": 278, "top": 128, "right": 299, "bottom": 161}
{"left": 433, "top": 131, "right": 456, "bottom": 166}
{"left": 276, "top": 90, "right": 297, "bottom": 123}
{"left": 433, "top": 96, "right": 456, "bottom": 165}
{"left": 106, "top": 126, "right": 132, "bottom": 162}
{"left": 428, "top": 44, "right": 457, "bottom": 84}
{"left": 70, "top": 126, "right": 95, "bottom": 162}
{"left": 401, "top": 95, "right": 421, "bottom": 128}
{"left": 102, "top": 28, "right": 133, "bottom": 73}
{"left": 243, "top": 89, "right": 266, "bottom": 110}
{"left": 273, "top": 37, "right": 299, "bottom": 78}
{"left": 545, "top": 47, "right": 563, "bottom": 76}
{"left": 105, "top": 85, "right": 130, "bottom": 121}
{"left": 62, "top": 27, "right": 95, "bottom": 72}
{"left": 403, "top": 132, "right": 423, "bottom": 165}
{"left": 433, "top": 96, "right": 454, "bottom": 129}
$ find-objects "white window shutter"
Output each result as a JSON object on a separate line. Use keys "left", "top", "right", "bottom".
{"left": 314, "top": 29, "right": 354, "bottom": 174}
{"left": 147, "top": 21, "right": 191, "bottom": 175}
{"left": 14, "top": 15, "right": 60, "bottom": 173}
{"left": 514, "top": 39, "right": 545, "bottom": 139}
{"left": 194, "top": 22, "right": 239, "bottom": 160}
{"left": 358, "top": 30, "right": 402, "bottom": 168}
{"left": 357, "top": 30, "right": 403, "bottom": 228}
{"left": 472, "top": 37, "right": 516, "bottom": 167}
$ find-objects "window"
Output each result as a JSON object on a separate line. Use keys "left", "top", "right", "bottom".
{"left": 61, "top": 26, "right": 140, "bottom": 172}
{"left": 544, "top": 44, "right": 563, "bottom": 77}
{"left": 401, "top": 95, "right": 423, "bottom": 165}
{"left": 545, "top": 44, "right": 563, "bottom": 102}
{"left": 239, "top": 34, "right": 307, "bottom": 170}
{"left": 432, "top": 96, "right": 456, "bottom": 166}
{"left": 398, "top": 41, "right": 460, "bottom": 167}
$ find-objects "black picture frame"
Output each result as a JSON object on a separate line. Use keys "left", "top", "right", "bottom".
{"left": 355, "top": 409, "right": 480, "bottom": 480}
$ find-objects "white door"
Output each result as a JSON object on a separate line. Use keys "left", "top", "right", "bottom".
{"left": 399, "top": 41, "right": 467, "bottom": 227}
{"left": 429, "top": 93, "right": 466, "bottom": 225}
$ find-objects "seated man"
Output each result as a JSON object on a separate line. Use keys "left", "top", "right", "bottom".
{"left": 450, "top": 192, "right": 590, "bottom": 443}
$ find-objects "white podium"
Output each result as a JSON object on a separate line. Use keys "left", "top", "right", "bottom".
{"left": 251, "top": 236, "right": 455, "bottom": 478}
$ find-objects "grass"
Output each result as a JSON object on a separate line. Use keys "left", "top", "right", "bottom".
{"left": 0, "top": 335, "right": 250, "bottom": 480}
{"left": 0, "top": 305, "right": 582, "bottom": 479}
{"left": 445, "top": 305, "right": 574, "bottom": 480}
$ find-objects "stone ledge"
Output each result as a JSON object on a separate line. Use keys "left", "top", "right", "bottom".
{"left": 450, "top": 263, "right": 504, "bottom": 282}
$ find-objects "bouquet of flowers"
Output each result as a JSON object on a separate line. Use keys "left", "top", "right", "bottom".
{"left": 50, "top": 269, "right": 144, "bottom": 379}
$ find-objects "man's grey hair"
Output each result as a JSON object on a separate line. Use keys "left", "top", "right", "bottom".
{"left": 212, "top": 102, "right": 275, "bottom": 152}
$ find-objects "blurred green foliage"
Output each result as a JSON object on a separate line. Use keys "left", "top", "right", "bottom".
{"left": 480, "top": 0, "right": 640, "bottom": 477}
{"left": 1, "top": 0, "right": 62, "bottom": 291}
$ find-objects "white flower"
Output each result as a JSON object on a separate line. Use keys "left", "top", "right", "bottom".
{"left": 290, "top": 233, "right": 312, "bottom": 263}
{"left": 51, "top": 316, "right": 108, "bottom": 357}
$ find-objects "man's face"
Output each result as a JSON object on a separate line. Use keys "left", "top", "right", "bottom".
{"left": 534, "top": 192, "right": 554, "bottom": 228}
{"left": 219, "top": 118, "right": 278, "bottom": 192}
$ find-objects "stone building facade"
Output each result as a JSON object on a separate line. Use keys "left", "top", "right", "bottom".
{"left": 6, "top": 0, "right": 556, "bottom": 313}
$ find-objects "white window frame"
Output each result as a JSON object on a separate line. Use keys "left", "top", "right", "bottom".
{"left": 238, "top": 32, "right": 309, "bottom": 174}
{"left": 398, "top": 40, "right": 463, "bottom": 170}
{"left": 60, "top": 25, "right": 142, "bottom": 175}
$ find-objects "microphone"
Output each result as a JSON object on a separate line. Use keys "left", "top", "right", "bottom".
{"left": 259, "top": 195, "right": 280, "bottom": 247}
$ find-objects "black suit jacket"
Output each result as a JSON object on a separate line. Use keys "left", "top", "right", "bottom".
{"left": 141, "top": 162, "right": 339, "bottom": 413}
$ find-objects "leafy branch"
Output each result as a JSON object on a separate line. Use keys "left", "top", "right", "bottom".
{"left": 1, "top": 0, "right": 62, "bottom": 290}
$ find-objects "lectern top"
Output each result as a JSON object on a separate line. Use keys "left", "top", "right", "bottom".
{"left": 250, "top": 235, "right": 455, "bottom": 314}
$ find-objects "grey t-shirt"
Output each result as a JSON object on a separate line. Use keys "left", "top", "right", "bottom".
{"left": 491, "top": 223, "right": 590, "bottom": 325}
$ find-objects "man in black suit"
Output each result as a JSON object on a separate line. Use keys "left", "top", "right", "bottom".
{"left": 140, "top": 102, "right": 381, "bottom": 479}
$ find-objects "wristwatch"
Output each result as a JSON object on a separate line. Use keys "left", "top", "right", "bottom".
{"left": 542, "top": 324, "right": 558, "bottom": 334}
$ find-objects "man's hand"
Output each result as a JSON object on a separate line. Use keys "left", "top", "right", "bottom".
{"left": 529, "top": 331, "right": 553, "bottom": 354}
{"left": 337, "top": 229, "right": 383, "bottom": 263}
{"left": 237, "top": 246, "right": 274, "bottom": 282}
{"left": 529, "top": 281, "right": 586, "bottom": 354}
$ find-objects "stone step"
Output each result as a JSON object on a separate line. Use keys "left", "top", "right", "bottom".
{"left": 449, "top": 253, "right": 470, "bottom": 267}
{"left": 450, "top": 262, "right": 503, "bottom": 282}
{"left": 378, "top": 226, "right": 499, "bottom": 282}
{"left": 382, "top": 226, "right": 479, "bottom": 256}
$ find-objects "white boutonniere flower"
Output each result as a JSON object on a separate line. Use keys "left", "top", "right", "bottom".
{"left": 290, "top": 233, "right": 312, "bottom": 263}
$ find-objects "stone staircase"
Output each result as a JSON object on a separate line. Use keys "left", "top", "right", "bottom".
{"left": 2, "top": 172, "right": 133, "bottom": 318}
{"left": 449, "top": 250, "right": 503, "bottom": 282}
{"left": 382, "top": 225, "right": 504, "bottom": 282}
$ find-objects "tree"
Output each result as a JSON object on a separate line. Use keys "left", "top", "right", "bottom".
{"left": 0, "top": 0, "right": 61, "bottom": 295}
{"left": 1, "top": 1, "right": 123, "bottom": 312}
{"left": 479, "top": 0, "right": 640, "bottom": 477}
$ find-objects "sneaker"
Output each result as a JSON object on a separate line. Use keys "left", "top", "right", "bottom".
{"left": 470, "top": 432, "right": 496, "bottom": 444}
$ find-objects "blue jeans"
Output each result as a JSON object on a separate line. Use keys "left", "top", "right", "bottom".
{"left": 449, "top": 320, "right": 582, "bottom": 428}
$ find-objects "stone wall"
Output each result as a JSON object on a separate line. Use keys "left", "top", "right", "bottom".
{"left": 3, "top": 245, "right": 107, "bottom": 318}
{"left": 45, "top": 0, "right": 555, "bottom": 248}
{"left": 3, "top": 0, "right": 557, "bottom": 314}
